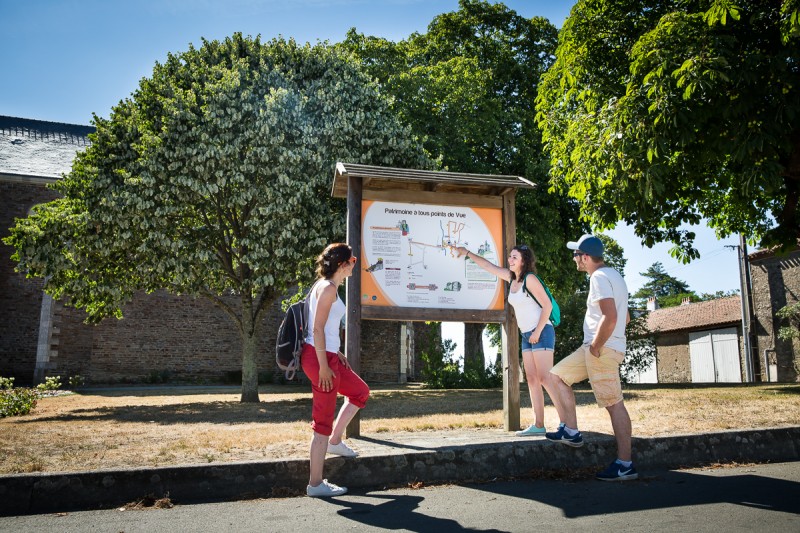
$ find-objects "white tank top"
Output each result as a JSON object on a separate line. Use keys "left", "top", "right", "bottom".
{"left": 507, "top": 274, "right": 549, "bottom": 332}
{"left": 304, "top": 279, "right": 346, "bottom": 353}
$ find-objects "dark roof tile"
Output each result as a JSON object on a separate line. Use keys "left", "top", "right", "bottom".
{"left": 0, "top": 115, "right": 94, "bottom": 178}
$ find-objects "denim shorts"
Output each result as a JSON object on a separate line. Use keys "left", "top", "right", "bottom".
{"left": 520, "top": 324, "right": 555, "bottom": 352}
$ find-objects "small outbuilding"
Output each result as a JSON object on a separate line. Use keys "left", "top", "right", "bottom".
{"left": 646, "top": 296, "right": 744, "bottom": 383}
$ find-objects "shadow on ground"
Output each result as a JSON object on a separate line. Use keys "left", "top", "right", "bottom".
{"left": 463, "top": 468, "right": 800, "bottom": 519}
{"left": 322, "top": 467, "right": 800, "bottom": 531}
{"left": 21, "top": 389, "right": 602, "bottom": 426}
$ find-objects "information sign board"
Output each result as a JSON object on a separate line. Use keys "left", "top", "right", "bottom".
{"left": 360, "top": 200, "right": 504, "bottom": 310}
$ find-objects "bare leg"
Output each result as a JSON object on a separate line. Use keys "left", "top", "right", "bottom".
{"left": 309, "top": 432, "right": 328, "bottom": 487}
{"left": 550, "top": 372, "right": 578, "bottom": 428}
{"left": 606, "top": 400, "right": 633, "bottom": 461}
{"left": 533, "top": 350, "right": 566, "bottom": 423}
{"left": 521, "top": 351, "right": 545, "bottom": 427}
{"left": 329, "top": 400, "right": 360, "bottom": 445}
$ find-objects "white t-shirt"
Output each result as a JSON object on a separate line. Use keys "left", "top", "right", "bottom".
{"left": 584, "top": 266, "right": 628, "bottom": 353}
{"left": 304, "top": 280, "right": 346, "bottom": 353}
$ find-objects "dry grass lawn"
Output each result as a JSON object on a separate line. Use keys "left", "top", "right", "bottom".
{"left": 1, "top": 383, "right": 798, "bottom": 474}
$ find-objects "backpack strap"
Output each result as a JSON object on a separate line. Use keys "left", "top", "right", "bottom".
{"left": 303, "top": 279, "right": 325, "bottom": 338}
{"left": 303, "top": 279, "right": 336, "bottom": 343}
{"left": 522, "top": 272, "right": 545, "bottom": 309}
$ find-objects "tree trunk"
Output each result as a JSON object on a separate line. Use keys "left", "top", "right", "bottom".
{"left": 413, "top": 321, "right": 441, "bottom": 378}
{"left": 240, "top": 299, "right": 260, "bottom": 403}
{"left": 240, "top": 328, "right": 260, "bottom": 402}
{"left": 464, "top": 323, "right": 485, "bottom": 372}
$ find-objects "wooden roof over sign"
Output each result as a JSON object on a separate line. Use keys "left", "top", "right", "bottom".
{"left": 331, "top": 162, "right": 536, "bottom": 199}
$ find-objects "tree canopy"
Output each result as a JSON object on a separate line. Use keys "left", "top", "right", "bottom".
{"left": 633, "top": 260, "right": 701, "bottom": 309}
{"left": 536, "top": 0, "right": 800, "bottom": 261}
{"left": 339, "top": 0, "right": 583, "bottom": 290}
{"left": 633, "top": 262, "right": 692, "bottom": 301}
{"left": 339, "top": 0, "right": 586, "bottom": 366}
{"left": 633, "top": 262, "right": 740, "bottom": 307}
{"left": 4, "top": 34, "right": 429, "bottom": 401}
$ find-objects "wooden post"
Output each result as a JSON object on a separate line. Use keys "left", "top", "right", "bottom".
{"left": 345, "top": 174, "right": 363, "bottom": 438}
{"left": 502, "top": 190, "right": 520, "bottom": 431}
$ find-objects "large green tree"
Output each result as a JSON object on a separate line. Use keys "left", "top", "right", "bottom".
{"left": 537, "top": 0, "right": 800, "bottom": 261}
{"left": 340, "top": 0, "right": 584, "bottom": 367}
{"left": 633, "top": 262, "right": 741, "bottom": 307}
{"left": 633, "top": 262, "right": 692, "bottom": 302}
{"left": 4, "top": 34, "right": 429, "bottom": 402}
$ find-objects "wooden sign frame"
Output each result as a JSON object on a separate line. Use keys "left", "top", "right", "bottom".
{"left": 331, "top": 162, "right": 536, "bottom": 436}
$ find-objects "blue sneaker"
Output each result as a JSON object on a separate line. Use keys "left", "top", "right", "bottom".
{"left": 545, "top": 425, "right": 584, "bottom": 447}
{"left": 596, "top": 460, "right": 638, "bottom": 481}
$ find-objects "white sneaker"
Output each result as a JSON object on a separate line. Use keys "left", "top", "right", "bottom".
{"left": 306, "top": 479, "right": 347, "bottom": 497}
{"left": 327, "top": 440, "right": 358, "bottom": 457}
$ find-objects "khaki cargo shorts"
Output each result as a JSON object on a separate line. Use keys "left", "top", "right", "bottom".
{"left": 551, "top": 344, "right": 624, "bottom": 408}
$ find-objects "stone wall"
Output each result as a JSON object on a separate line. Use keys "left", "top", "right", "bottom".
{"left": 654, "top": 331, "right": 691, "bottom": 383}
{"left": 750, "top": 248, "right": 800, "bottom": 382}
{"left": 48, "top": 293, "right": 405, "bottom": 384}
{"left": 360, "top": 321, "right": 402, "bottom": 383}
{"left": 5, "top": 283, "right": 405, "bottom": 386}
{"left": 0, "top": 180, "right": 59, "bottom": 383}
{"left": 55, "top": 291, "right": 252, "bottom": 383}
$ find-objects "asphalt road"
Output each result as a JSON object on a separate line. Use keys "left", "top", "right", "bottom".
{"left": 2, "top": 461, "right": 798, "bottom": 532}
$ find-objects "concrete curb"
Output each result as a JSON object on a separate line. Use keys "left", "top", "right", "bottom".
{"left": 2, "top": 426, "right": 798, "bottom": 516}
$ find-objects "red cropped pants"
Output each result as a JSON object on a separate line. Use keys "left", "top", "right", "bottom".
{"left": 300, "top": 343, "right": 370, "bottom": 436}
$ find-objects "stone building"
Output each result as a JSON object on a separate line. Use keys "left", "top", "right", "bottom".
{"left": 1, "top": 116, "right": 85, "bottom": 384}
{"left": 748, "top": 243, "right": 800, "bottom": 382}
{"left": 646, "top": 296, "right": 744, "bottom": 383}
{"left": 1, "top": 115, "right": 415, "bottom": 386}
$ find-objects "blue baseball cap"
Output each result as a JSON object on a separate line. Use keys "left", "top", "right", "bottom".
{"left": 567, "top": 234, "right": 604, "bottom": 257}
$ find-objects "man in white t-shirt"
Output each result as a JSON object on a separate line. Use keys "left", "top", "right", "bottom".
{"left": 546, "top": 234, "right": 638, "bottom": 481}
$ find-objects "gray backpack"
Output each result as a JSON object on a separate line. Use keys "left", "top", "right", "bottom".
{"left": 275, "top": 295, "right": 309, "bottom": 380}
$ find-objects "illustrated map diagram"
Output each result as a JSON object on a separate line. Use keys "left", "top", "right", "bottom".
{"left": 361, "top": 200, "right": 503, "bottom": 310}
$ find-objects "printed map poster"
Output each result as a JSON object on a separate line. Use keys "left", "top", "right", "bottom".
{"left": 360, "top": 200, "right": 504, "bottom": 310}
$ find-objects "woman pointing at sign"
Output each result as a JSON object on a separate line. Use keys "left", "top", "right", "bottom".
{"left": 454, "top": 244, "right": 564, "bottom": 436}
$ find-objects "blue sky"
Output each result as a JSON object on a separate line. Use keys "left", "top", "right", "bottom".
{"left": 0, "top": 0, "right": 745, "bottom": 298}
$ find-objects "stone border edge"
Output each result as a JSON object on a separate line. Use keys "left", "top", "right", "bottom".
{"left": 2, "top": 427, "right": 797, "bottom": 516}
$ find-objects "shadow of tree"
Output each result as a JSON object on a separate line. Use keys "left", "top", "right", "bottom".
{"left": 765, "top": 385, "right": 800, "bottom": 396}
{"left": 21, "top": 399, "right": 311, "bottom": 425}
{"left": 73, "top": 385, "right": 301, "bottom": 398}
{"left": 21, "top": 387, "right": 601, "bottom": 425}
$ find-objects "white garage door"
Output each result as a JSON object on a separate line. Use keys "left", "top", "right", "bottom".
{"left": 689, "top": 328, "right": 742, "bottom": 383}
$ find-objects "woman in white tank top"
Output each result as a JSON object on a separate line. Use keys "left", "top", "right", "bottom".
{"left": 454, "top": 244, "right": 565, "bottom": 436}
{"left": 301, "top": 243, "right": 370, "bottom": 498}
